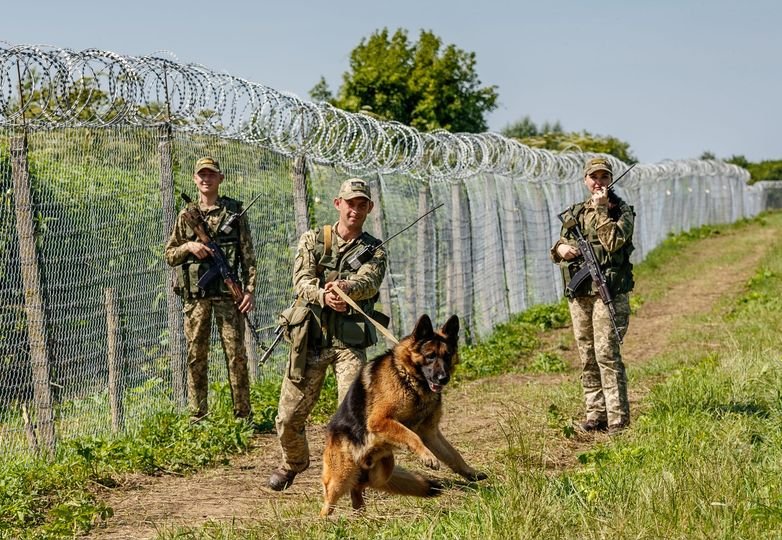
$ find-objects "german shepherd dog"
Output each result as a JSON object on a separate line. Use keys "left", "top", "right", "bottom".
{"left": 320, "top": 314, "right": 487, "bottom": 516}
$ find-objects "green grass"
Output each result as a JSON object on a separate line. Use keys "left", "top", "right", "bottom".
{"left": 153, "top": 211, "right": 782, "bottom": 539}
{"left": 3, "top": 213, "right": 781, "bottom": 539}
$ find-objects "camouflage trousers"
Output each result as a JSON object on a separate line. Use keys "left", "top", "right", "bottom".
{"left": 183, "top": 297, "right": 251, "bottom": 419}
{"left": 568, "top": 293, "right": 631, "bottom": 427}
{"left": 274, "top": 345, "right": 365, "bottom": 472}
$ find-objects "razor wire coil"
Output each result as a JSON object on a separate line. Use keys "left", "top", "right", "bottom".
{"left": 0, "top": 44, "right": 750, "bottom": 182}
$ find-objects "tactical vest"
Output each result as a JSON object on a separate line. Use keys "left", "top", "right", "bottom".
{"left": 559, "top": 197, "right": 635, "bottom": 298}
{"left": 309, "top": 224, "right": 382, "bottom": 349}
{"left": 173, "top": 197, "right": 243, "bottom": 300}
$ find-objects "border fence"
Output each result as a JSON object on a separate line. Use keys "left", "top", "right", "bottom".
{"left": 0, "top": 44, "right": 776, "bottom": 457}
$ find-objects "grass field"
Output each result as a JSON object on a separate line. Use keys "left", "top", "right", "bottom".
{"left": 2, "top": 212, "right": 781, "bottom": 539}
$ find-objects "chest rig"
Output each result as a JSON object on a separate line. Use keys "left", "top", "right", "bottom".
{"left": 310, "top": 224, "right": 381, "bottom": 349}
{"left": 173, "top": 197, "right": 243, "bottom": 299}
{"left": 560, "top": 198, "right": 635, "bottom": 298}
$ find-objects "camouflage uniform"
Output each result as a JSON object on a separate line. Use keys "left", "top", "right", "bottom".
{"left": 275, "top": 222, "right": 387, "bottom": 473}
{"left": 552, "top": 188, "right": 635, "bottom": 429}
{"left": 164, "top": 196, "right": 257, "bottom": 419}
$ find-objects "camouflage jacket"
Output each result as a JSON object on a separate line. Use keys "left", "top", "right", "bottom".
{"left": 293, "top": 222, "right": 386, "bottom": 307}
{"left": 551, "top": 195, "right": 635, "bottom": 296}
{"left": 164, "top": 196, "right": 257, "bottom": 297}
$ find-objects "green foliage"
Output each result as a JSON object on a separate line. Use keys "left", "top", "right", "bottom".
{"left": 319, "top": 28, "right": 499, "bottom": 133}
{"left": 459, "top": 314, "right": 541, "bottom": 380}
{"left": 457, "top": 302, "right": 570, "bottom": 380}
{"left": 516, "top": 300, "right": 570, "bottom": 330}
{"left": 700, "top": 153, "right": 782, "bottom": 184}
{"left": 530, "top": 352, "right": 567, "bottom": 373}
{"left": 501, "top": 115, "right": 563, "bottom": 138}
{"left": 518, "top": 130, "right": 638, "bottom": 163}
{"left": 0, "top": 382, "right": 256, "bottom": 538}
{"left": 726, "top": 155, "right": 782, "bottom": 184}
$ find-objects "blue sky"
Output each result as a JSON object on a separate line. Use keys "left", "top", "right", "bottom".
{"left": 2, "top": 0, "right": 779, "bottom": 164}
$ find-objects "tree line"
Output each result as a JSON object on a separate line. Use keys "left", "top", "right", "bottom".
{"left": 312, "top": 27, "right": 778, "bottom": 179}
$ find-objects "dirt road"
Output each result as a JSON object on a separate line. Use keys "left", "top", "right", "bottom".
{"left": 89, "top": 221, "right": 776, "bottom": 539}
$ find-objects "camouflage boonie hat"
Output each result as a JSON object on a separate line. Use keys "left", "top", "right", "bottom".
{"left": 194, "top": 156, "right": 221, "bottom": 174}
{"left": 584, "top": 157, "right": 613, "bottom": 177}
{"left": 338, "top": 178, "right": 372, "bottom": 201}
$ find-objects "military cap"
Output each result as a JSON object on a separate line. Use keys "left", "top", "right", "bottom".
{"left": 194, "top": 156, "right": 222, "bottom": 174}
{"left": 338, "top": 178, "right": 372, "bottom": 201}
{"left": 584, "top": 157, "right": 613, "bottom": 177}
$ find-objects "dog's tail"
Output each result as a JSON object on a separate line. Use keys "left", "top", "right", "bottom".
{"left": 374, "top": 465, "right": 443, "bottom": 498}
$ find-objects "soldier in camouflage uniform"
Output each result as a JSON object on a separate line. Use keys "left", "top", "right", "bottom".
{"left": 268, "top": 177, "right": 387, "bottom": 491}
{"left": 551, "top": 157, "right": 635, "bottom": 435}
{"left": 164, "top": 157, "right": 257, "bottom": 421}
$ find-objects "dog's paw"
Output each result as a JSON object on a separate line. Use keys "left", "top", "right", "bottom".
{"left": 464, "top": 470, "right": 488, "bottom": 482}
{"left": 420, "top": 450, "right": 440, "bottom": 470}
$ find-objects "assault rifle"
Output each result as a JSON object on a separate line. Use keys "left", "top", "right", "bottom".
{"left": 258, "top": 297, "right": 296, "bottom": 365}
{"left": 180, "top": 193, "right": 260, "bottom": 341}
{"left": 345, "top": 203, "right": 444, "bottom": 270}
{"left": 557, "top": 163, "right": 635, "bottom": 343}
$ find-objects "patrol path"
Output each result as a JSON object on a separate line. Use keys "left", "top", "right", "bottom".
{"left": 88, "top": 215, "right": 780, "bottom": 539}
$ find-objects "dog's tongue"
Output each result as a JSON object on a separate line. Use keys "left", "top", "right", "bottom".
{"left": 429, "top": 382, "right": 443, "bottom": 393}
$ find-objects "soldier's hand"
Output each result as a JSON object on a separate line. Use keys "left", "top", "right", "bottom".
{"left": 186, "top": 241, "right": 213, "bottom": 259}
{"left": 557, "top": 244, "right": 580, "bottom": 260}
{"left": 592, "top": 187, "right": 609, "bottom": 207}
{"left": 238, "top": 292, "right": 255, "bottom": 313}
{"left": 324, "top": 283, "right": 348, "bottom": 312}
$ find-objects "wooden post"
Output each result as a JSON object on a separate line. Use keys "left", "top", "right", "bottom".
{"left": 450, "top": 180, "right": 474, "bottom": 343}
{"left": 292, "top": 155, "right": 311, "bottom": 237}
{"left": 21, "top": 403, "right": 39, "bottom": 454}
{"left": 415, "top": 184, "right": 435, "bottom": 318}
{"left": 245, "top": 321, "right": 259, "bottom": 382}
{"left": 104, "top": 288, "right": 125, "bottom": 433}
{"left": 11, "top": 133, "right": 56, "bottom": 455}
{"left": 369, "top": 174, "right": 395, "bottom": 342}
{"left": 158, "top": 126, "right": 187, "bottom": 408}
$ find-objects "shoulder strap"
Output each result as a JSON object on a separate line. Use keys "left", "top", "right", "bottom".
{"left": 315, "top": 224, "right": 334, "bottom": 276}
{"left": 323, "top": 224, "right": 333, "bottom": 256}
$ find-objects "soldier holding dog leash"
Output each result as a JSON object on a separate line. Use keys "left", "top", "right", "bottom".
{"left": 268, "top": 178, "right": 387, "bottom": 491}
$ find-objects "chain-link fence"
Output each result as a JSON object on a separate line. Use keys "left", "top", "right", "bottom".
{"left": 0, "top": 44, "right": 774, "bottom": 458}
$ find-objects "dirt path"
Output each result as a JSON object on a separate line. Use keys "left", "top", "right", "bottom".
{"left": 89, "top": 223, "right": 777, "bottom": 539}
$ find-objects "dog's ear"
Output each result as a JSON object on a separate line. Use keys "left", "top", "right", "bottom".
{"left": 413, "top": 314, "right": 434, "bottom": 342}
{"left": 441, "top": 314, "right": 460, "bottom": 344}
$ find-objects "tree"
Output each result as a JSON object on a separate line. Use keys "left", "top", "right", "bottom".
{"left": 519, "top": 130, "right": 638, "bottom": 164}
{"left": 311, "top": 28, "right": 498, "bottom": 133}
{"left": 501, "top": 116, "right": 564, "bottom": 139}
{"left": 726, "top": 155, "right": 782, "bottom": 183}
{"left": 501, "top": 116, "right": 539, "bottom": 138}
{"left": 309, "top": 77, "right": 333, "bottom": 103}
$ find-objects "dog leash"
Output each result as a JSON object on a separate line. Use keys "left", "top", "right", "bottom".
{"left": 330, "top": 285, "right": 399, "bottom": 345}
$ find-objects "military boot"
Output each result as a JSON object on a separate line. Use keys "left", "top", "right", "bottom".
{"left": 580, "top": 419, "right": 608, "bottom": 432}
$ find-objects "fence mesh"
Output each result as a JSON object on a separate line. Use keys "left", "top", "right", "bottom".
{"left": 0, "top": 44, "right": 776, "bottom": 458}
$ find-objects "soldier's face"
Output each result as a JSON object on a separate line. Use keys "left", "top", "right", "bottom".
{"left": 193, "top": 168, "right": 223, "bottom": 197}
{"left": 585, "top": 170, "right": 612, "bottom": 193}
{"left": 334, "top": 196, "right": 373, "bottom": 230}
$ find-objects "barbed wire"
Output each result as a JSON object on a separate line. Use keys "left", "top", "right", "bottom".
{"left": 0, "top": 44, "right": 750, "bottom": 183}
